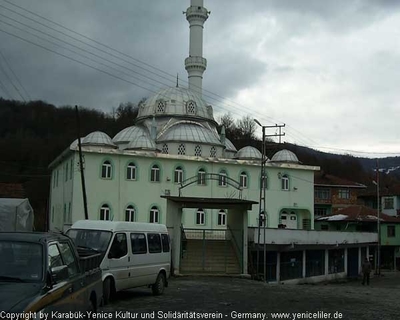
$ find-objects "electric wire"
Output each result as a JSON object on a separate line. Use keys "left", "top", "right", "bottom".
{"left": 0, "top": 47, "right": 30, "bottom": 100}
{"left": 0, "top": 48, "right": 25, "bottom": 101}
{"left": 0, "top": 76, "right": 12, "bottom": 98}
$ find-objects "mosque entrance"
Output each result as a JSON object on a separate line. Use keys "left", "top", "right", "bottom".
{"left": 162, "top": 195, "right": 257, "bottom": 275}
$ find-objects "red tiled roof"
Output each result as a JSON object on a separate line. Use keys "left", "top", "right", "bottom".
{"left": 315, "top": 205, "right": 400, "bottom": 223}
{"left": 0, "top": 183, "right": 25, "bottom": 198}
{"left": 314, "top": 172, "right": 366, "bottom": 188}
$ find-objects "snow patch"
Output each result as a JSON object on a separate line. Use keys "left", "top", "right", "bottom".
{"left": 318, "top": 214, "right": 348, "bottom": 221}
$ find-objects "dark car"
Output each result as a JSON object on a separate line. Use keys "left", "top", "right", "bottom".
{"left": 0, "top": 232, "right": 102, "bottom": 316}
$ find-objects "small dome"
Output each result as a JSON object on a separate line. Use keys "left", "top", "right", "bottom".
{"left": 81, "top": 131, "right": 116, "bottom": 148}
{"left": 235, "top": 146, "right": 262, "bottom": 160}
{"left": 70, "top": 137, "right": 85, "bottom": 149}
{"left": 125, "top": 135, "right": 157, "bottom": 150}
{"left": 158, "top": 123, "right": 222, "bottom": 145}
{"left": 113, "top": 126, "right": 148, "bottom": 144}
{"left": 271, "top": 149, "right": 299, "bottom": 163}
{"left": 137, "top": 87, "right": 215, "bottom": 123}
{"left": 225, "top": 138, "right": 237, "bottom": 152}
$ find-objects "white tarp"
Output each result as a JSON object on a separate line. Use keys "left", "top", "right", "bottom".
{"left": 0, "top": 198, "right": 34, "bottom": 232}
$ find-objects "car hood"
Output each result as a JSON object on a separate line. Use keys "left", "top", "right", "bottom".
{"left": 0, "top": 282, "right": 42, "bottom": 312}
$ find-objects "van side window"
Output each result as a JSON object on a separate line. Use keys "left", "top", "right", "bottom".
{"left": 161, "top": 234, "right": 170, "bottom": 252}
{"left": 148, "top": 233, "right": 161, "bottom": 253}
{"left": 130, "top": 233, "right": 147, "bottom": 254}
{"left": 108, "top": 233, "right": 127, "bottom": 259}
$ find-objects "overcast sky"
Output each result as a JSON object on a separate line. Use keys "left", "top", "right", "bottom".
{"left": 0, "top": 0, "right": 399, "bottom": 158}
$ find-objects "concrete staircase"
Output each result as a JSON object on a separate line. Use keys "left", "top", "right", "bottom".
{"left": 180, "top": 239, "right": 241, "bottom": 274}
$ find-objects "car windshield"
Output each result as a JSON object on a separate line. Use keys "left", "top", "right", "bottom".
{"left": 67, "top": 229, "right": 112, "bottom": 253}
{"left": 0, "top": 241, "right": 43, "bottom": 282}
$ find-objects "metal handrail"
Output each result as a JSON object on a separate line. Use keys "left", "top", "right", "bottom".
{"left": 227, "top": 225, "right": 243, "bottom": 273}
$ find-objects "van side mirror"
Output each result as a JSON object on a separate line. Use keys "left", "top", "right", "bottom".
{"left": 51, "top": 265, "right": 69, "bottom": 284}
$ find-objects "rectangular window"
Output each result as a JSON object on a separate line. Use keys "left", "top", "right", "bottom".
{"left": 148, "top": 233, "right": 162, "bottom": 253}
{"left": 68, "top": 202, "right": 72, "bottom": 223}
{"left": 196, "top": 211, "right": 205, "bottom": 225}
{"left": 240, "top": 174, "right": 247, "bottom": 188}
{"left": 328, "top": 249, "right": 344, "bottom": 274}
{"left": 338, "top": 189, "right": 350, "bottom": 199}
{"left": 387, "top": 226, "right": 396, "bottom": 237}
{"left": 314, "top": 207, "right": 328, "bottom": 217}
{"left": 63, "top": 204, "right": 67, "bottom": 223}
{"left": 174, "top": 169, "right": 183, "bottom": 183}
{"left": 131, "top": 233, "right": 147, "bottom": 254}
{"left": 108, "top": 233, "right": 128, "bottom": 259}
{"left": 197, "top": 171, "right": 206, "bottom": 185}
{"left": 315, "top": 188, "right": 330, "bottom": 200}
{"left": 127, "top": 166, "right": 136, "bottom": 180}
{"left": 384, "top": 197, "right": 394, "bottom": 209}
{"left": 218, "top": 212, "right": 226, "bottom": 226}
{"left": 218, "top": 173, "right": 227, "bottom": 187}
{"left": 65, "top": 163, "right": 69, "bottom": 182}
{"left": 58, "top": 242, "right": 79, "bottom": 277}
{"left": 281, "top": 176, "right": 289, "bottom": 190}
{"left": 51, "top": 207, "right": 54, "bottom": 223}
{"left": 56, "top": 169, "right": 59, "bottom": 187}
{"left": 151, "top": 168, "right": 160, "bottom": 182}
{"left": 161, "top": 234, "right": 170, "bottom": 252}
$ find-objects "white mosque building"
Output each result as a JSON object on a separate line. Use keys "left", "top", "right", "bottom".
{"left": 49, "top": 0, "right": 376, "bottom": 282}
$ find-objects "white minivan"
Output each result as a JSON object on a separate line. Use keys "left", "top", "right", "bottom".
{"left": 67, "top": 220, "right": 171, "bottom": 304}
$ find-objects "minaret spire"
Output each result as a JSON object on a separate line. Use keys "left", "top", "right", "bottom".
{"left": 184, "top": 0, "right": 209, "bottom": 96}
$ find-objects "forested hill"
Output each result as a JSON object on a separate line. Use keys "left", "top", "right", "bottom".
{"left": 0, "top": 97, "right": 398, "bottom": 187}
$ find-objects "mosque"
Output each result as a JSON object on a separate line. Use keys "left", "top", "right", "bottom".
{"left": 49, "top": 0, "right": 376, "bottom": 281}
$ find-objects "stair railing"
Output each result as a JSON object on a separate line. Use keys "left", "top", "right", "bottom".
{"left": 227, "top": 225, "right": 243, "bottom": 273}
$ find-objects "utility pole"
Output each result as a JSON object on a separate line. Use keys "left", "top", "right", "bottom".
{"left": 254, "top": 120, "right": 285, "bottom": 281}
{"left": 75, "top": 105, "right": 89, "bottom": 220}
{"left": 376, "top": 159, "right": 381, "bottom": 275}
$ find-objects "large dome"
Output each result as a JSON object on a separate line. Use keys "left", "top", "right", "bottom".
{"left": 113, "top": 126, "right": 148, "bottom": 145}
{"left": 158, "top": 123, "right": 222, "bottom": 145}
{"left": 271, "top": 149, "right": 300, "bottom": 163}
{"left": 137, "top": 87, "right": 215, "bottom": 123}
{"left": 225, "top": 138, "right": 237, "bottom": 152}
{"left": 235, "top": 146, "right": 262, "bottom": 160}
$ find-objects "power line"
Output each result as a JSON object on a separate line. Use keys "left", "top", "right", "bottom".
{"left": 0, "top": 48, "right": 25, "bottom": 101}
{"left": 0, "top": 76, "right": 12, "bottom": 98}
{"left": 0, "top": 47, "right": 30, "bottom": 100}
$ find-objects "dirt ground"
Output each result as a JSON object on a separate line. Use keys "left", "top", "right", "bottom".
{"left": 101, "top": 272, "right": 400, "bottom": 320}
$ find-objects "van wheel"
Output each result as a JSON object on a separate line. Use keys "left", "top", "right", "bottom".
{"left": 103, "top": 278, "right": 112, "bottom": 305}
{"left": 152, "top": 273, "right": 166, "bottom": 296}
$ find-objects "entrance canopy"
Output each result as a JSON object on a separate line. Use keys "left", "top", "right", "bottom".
{"left": 161, "top": 195, "right": 258, "bottom": 210}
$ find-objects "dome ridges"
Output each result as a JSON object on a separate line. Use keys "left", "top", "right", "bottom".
{"left": 81, "top": 131, "right": 116, "bottom": 148}
{"left": 235, "top": 146, "right": 263, "bottom": 160}
{"left": 271, "top": 149, "right": 300, "bottom": 163}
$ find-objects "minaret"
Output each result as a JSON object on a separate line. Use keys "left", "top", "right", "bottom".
{"left": 184, "top": 0, "right": 209, "bottom": 96}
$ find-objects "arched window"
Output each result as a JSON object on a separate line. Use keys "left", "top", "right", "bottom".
{"left": 218, "top": 210, "right": 226, "bottom": 226}
{"left": 196, "top": 208, "right": 205, "bottom": 225}
{"left": 151, "top": 165, "right": 160, "bottom": 182}
{"left": 178, "top": 144, "right": 186, "bottom": 155}
{"left": 194, "top": 145, "right": 202, "bottom": 157}
{"left": 210, "top": 146, "right": 217, "bottom": 158}
{"left": 282, "top": 174, "right": 289, "bottom": 190}
{"left": 101, "top": 160, "right": 112, "bottom": 179}
{"left": 218, "top": 170, "right": 227, "bottom": 187}
{"left": 125, "top": 205, "right": 135, "bottom": 222}
{"left": 126, "top": 162, "right": 136, "bottom": 180}
{"left": 197, "top": 168, "right": 206, "bottom": 185}
{"left": 240, "top": 171, "right": 248, "bottom": 188}
{"left": 150, "top": 206, "right": 159, "bottom": 223}
{"left": 174, "top": 166, "right": 184, "bottom": 184}
{"left": 100, "top": 204, "right": 111, "bottom": 221}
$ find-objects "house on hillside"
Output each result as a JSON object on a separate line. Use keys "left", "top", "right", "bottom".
{"left": 315, "top": 205, "right": 400, "bottom": 271}
{"left": 314, "top": 172, "right": 366, "bottom": 217}
{"left": 358, "top": 185, "right": 400, "bottom": 217}
{"left": 0, "top": 182, "right": 25, "bottom": 198}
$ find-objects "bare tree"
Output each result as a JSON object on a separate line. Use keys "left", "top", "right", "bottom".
{"left": 236, "top": 115, "right": 256, "bottom": 139}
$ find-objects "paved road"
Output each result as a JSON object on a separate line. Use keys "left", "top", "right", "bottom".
{"left": 101, "top": 273, "right": 400, "bottom": 320}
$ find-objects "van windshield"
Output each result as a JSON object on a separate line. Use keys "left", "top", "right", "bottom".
{"left": 67, "top": 229, "right": 112, "bottom": 253}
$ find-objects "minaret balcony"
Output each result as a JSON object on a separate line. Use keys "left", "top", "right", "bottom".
{"left": 186, "top": 6, "right": 209, "bottom": 22}
{"left": 185, "top": 56, "right": 207, "bottom": 70}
